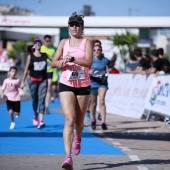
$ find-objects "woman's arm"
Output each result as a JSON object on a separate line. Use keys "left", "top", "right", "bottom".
{"left": 0, "top": 81, "right": 6, "bottom": 99}
{"left": 20, "top": 55, "right": 31, "bottom": 88}
{"left": 47, "top": 54, "right": 52, "bottom": 61}
{"left": 51, "top": 39, "right": 68, "bottom": 68}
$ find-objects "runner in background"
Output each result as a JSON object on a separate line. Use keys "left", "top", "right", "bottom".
{"left": 85, "top": 39, "right": 102, "bottom": 122}
{"left": 1, "top": 66, "right": 21, "bottom": 129}
{"left": 20, "top": 37, "right": 50, "bottom": 129}
{"left": 89, "top": 44, "right": 110, "bottom": 130}
{"left": 41, "top": 35, "right": 56, "bottom": 114}
{"left": 51, "top": 68, "right": 59, "bottom": 102}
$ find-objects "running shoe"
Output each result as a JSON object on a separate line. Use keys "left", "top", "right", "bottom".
{"left": 97, "top": 113, "right": 102, "bottom": 121}
{"left": 37, "top": 121, "right": 45, "bottom": 129}
{"left": 101, "top": 123, "right": 108, "bottom": 130}
{"left": 85, "top": 111, "right": 91, "bottom": 122}
{"left": 72, "top": 130, "right": 81, "bottom": 155}
{"left": 15, "top": 114, "right": 19, "bottom": 118}
{"left": 10, "top": 122, "right": 15, "bottom": 129}
{"left": 61, "top": 156, "right": 73, "bottom": 170}
{"left": 91, "top": 121, "right": 96, "bottom": 130}
{"left": 33, "top": 113, "right": 39, "bottom": 126}
{"left": 51, "top": 97, "right": 55, "bottom": 103}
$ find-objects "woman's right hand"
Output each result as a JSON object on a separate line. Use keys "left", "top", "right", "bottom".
{"left": 56, "top": 59, "right": 68, "bottom": 68}
{"left": 89, "top": 69, "right": 94, "bottom": 74}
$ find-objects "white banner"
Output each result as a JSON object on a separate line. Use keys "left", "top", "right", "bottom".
{"left": 104, "top": 74, "right": 154, "bottom": 119}
{"left": 145, "top": 75, "right": 170, "bottom": 117}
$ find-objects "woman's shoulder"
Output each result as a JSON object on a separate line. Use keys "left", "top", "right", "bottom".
{"left": 102, "top": 56, "right": 110, "bottom": 61}
{"left": 60, "top": 38, "right": 69, "bottom": 45}
{"left": 84, "top": 38, "right": 92, "bottom": 49}
{"left": 57, "top": 38, "right": 69, "bottom": 49}
{"left": 84, "top": 38, "right": 92, "bottom": 44}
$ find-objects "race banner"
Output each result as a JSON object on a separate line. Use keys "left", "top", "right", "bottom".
{"left": 104, "top": 74, "right": 154, "bottom": 119}
{"left": 145, "top": 75, "right": 170, "bottom": 117}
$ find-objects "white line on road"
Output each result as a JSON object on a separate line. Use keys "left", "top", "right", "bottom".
{"left": 137, "top": 166, "right": 149, "bottom": 170}
{"left": 106, "top": 138, "right": 114, "bottom": 141}
{"left": 112, "top": 142, "right": 121, "bottom": 146}
{"left": 95, "top": 130, "right": 104, "bottom": 134}
{"left": 119, "top": 146, "right": 132, "bottom": 151}
{"left": 129, "top": 155, "right": 140, "bottom": 161}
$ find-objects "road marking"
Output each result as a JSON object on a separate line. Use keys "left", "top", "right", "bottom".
{"left": 106, "top": 138, "right": 113, "bottom": 141}
{"left": 95, "top": 130, "right": 103, "bottom": 134}
{"left": 129, "top": 155, "right": 140, "bottom": 161}
{"left": 119, "top": 146, "right": 131, "bottom": 151}
{"left": 137, "top": 166, "right": 149, "bottom": 170}
{"left": 127, "top": 130, "right": 133, "bottom": 133}
{"left": 112, "top": 142, "right": 121, "bottom": 146}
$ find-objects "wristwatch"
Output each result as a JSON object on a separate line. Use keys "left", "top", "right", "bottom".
{"left": 70, "top": 57, "right": 75, "bottom": 62}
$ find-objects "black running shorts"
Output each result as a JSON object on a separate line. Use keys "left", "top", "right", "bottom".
{"left": 59, "top": 83, "right": 90, "bottom": 95}
{"left": 6, "top": 100, "right": 20, "bottom": 113}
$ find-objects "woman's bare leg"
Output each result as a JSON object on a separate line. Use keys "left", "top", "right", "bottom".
{"left": 60, "top": 92, "right": 76, "bottom": 157}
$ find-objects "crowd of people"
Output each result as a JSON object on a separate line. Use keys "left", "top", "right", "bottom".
{"left": 1, "top": 11, "right": 170, "bottom": 170}
{"left": 125, "top": 48, "right": 170, "bottom": 75}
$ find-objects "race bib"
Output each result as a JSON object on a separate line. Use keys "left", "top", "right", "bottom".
{"left": 66, "top": 66, "right": 85, "bottom": 80}
{"left": 34, "top": 61, "right": 46, "bottom": 71}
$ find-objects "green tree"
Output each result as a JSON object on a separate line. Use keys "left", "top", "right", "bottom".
{"left": 13, "top": 40, "right": 27, "bottom": 69}
{"left": 111, "top": 30, "right": 139, "bottom": 65}
{"left": 7, "top": 50, "right": 17, "bottom": 60}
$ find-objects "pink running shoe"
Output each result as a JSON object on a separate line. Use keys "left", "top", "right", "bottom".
{"left": 37, "top": 121, "right": 45, "bottom": 129}
{"left": 61, "top": 156, "right": 73, "bottom": 170}
{"left": 72, "top": 131, "right": 81, "bottom": 155}
{"left": 33, "top": 113, "right": 38, "bottom": 126}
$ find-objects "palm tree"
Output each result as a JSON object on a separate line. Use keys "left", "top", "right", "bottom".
{"left": 13, "top": 40, "right": 27, "bottom": 69}
{"left": 111, "top": 30, "right": 139, "bottom": 65}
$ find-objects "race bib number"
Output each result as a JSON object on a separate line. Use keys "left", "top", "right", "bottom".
{"left": 34, "top": 61, "right": 46, "bottom": 71}
{"left": 66, "top": 66, "right": 85, "bottom": 80}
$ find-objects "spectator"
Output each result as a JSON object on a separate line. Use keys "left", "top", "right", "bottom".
{"left": 124, "top": 52, "right": 139, "bottom": 73}
{"left": 108, "top": 56, "right": 119, "bottom": 74}
{"left": 157, "top": 48, "right": 170, "bottom": 74}
{"left": 144, "top": 49, "right": 169, "bottom": 75}
{"left": 126, "top": 49, "right": 150, "bottom": 74}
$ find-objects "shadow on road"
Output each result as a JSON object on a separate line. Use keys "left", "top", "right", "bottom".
{"left": 82, "top": 159, "right": 170, "bottom": 170}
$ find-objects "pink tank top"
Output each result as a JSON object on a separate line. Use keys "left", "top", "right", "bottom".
{"left": 59, "top": 38, "right": 90, "bottom": 87}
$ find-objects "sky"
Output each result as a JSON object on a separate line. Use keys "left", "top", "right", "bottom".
{"left": 0, "top": 0, "right": 170, "bottom": 17}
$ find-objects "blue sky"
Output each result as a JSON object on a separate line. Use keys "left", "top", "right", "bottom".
{"left": 0, "top": 0, "right": 170, "bottom": 16}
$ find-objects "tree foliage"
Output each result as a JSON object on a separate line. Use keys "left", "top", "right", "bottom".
{"left": 111, "top": 30, "right": 139, "bottom": 65}
{"left": 13, "top": 40, "right": 27, "bottom": 52}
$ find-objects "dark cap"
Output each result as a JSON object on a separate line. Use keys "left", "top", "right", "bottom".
{"left": 68, "top": 16, "right": 84, "bottom": 25}
{"left": 34, "top": 37, "right": 42, "bottom": 43}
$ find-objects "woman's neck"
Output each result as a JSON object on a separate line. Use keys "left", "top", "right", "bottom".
{"left": 34, "top": 50, "right": 41, "bottom": 56}
{"left": 70, "top": 36, "right": 83, "bottom": 47}
{"left": 96, "top": 55, "right": 102, "bottom": 59}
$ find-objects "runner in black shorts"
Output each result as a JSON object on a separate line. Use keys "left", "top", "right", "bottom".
{"left": 1, "top": 66, "right": 21, "bottom": 130}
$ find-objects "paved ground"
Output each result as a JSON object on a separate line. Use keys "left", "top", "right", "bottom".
{"left": 0, "top": 97, "right": 170, "bottom": 170}
{"left": 0, "top": 70, "right": 170, "bottom": 170}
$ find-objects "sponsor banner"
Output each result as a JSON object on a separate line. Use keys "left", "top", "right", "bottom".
{"left": 0, "top": 16, "right": 67, "bottom": 27}
{"left": 103, "top": 74, "right": 154, "bottom": 119}
{"left": 145, "top": 75, "right": 170, "bottom": 116}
